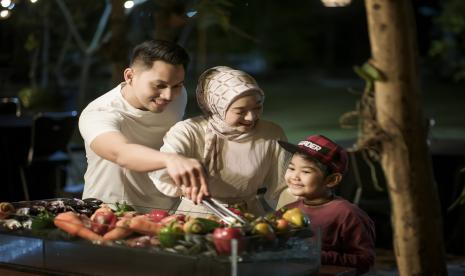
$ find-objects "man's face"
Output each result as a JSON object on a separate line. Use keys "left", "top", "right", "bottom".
{"left": 224, "top": 93, "right": 263, "bottom": 133}
{"left": 284, "top": 154, "right": 330, "bottom": 200}
{"left": 127, "top": 60, "right": 185, "bottom": 113}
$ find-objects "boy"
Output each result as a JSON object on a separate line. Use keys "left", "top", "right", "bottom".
{"left": 278, "top": 135, "right": 375, "bottom": 274}
{"left": 79, "top": 40, "right": 209, "bottom": 209}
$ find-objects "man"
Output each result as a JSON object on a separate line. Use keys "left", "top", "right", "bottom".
{"left": 79, "top": 40, "right": 208, "bottom": 209}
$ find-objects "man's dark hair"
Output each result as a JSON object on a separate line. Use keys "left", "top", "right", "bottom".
{"left": 130, "top": 40, "right": 190, "bottom": 70}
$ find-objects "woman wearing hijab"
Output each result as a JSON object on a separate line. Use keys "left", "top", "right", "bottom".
{"left": 149, "top": 66, "right": 294, "bottom": 215}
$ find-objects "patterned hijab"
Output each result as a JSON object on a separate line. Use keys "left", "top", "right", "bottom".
{"left": 196, "top": 66, "right": 265, "bottom": 175}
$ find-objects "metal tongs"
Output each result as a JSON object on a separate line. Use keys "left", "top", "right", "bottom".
{"left": 201, "top": 197, "right": 248, "bottom": 226}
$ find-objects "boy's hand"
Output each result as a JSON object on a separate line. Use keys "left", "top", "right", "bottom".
{"left": 164, "top": 154, "right": 209, "bottom": 203}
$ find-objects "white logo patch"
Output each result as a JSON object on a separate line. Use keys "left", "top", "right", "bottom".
{"left": 298, "top": 141, "right": 322, "bottom": 151}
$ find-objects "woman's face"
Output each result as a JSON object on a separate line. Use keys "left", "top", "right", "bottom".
{"left": 224, "top": 93, "right": 263, "bottom": 133}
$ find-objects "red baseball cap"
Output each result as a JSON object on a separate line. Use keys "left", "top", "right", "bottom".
{"left": 278, "top": 135, "right": 349, "bottom": 174}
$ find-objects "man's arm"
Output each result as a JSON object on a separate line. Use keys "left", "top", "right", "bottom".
{"left": 91, "top": 131, "right": 209, "bottom": 203}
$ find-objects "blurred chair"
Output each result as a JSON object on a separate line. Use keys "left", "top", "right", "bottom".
{"left": 0, "top": 97, "right": 21, "bottom": 116}
{"left": 19, "top": 111, "right": 79, "bottom": 199}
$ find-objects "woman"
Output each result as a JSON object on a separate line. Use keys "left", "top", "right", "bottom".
{"left": 149, "top": 66, "right": 294, "bottom": 215}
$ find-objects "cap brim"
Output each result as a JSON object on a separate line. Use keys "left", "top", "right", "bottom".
{"left": 278, "top": 140, "right": 311, "bottom": 156}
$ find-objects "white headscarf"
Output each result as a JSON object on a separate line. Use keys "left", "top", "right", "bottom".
{"left": 196, "top": 66, "right": 265, "bottom": 175}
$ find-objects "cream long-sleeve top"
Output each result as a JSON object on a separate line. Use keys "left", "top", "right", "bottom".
{"left": 149, "top": 116, "right": 293, "bottom": 215}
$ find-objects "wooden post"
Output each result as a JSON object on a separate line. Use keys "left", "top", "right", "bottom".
{"left": 364, "top": 1, "right": 447, "bottom": 275}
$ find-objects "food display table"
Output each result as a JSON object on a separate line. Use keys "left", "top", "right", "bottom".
{"left": 0, "top": 199, "right": 321, "bottom": 276}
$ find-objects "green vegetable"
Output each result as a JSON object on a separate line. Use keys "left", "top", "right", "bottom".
{"left": 159, "top": 222, "right": 184, "bottom": 248}
{"left": 111, "top": 201, "right": 135, "bottom": 216}
{"left": 31, "top": 211, "right": 55, "bottom": 234}
{"left": 183, "top": 218, "right": 220, "bottom": 234}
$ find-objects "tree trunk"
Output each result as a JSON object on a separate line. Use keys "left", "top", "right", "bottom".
{"left": 109, "top": 0, "right": 128, "bottom": 86}
{"left": 364, "top": 1, "right": 446, "bottom": 275}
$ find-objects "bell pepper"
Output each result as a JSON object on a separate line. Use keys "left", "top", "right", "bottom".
{"left": 158, "top": 222, "right": 184, "bottom": 248}
{"left": 282, "top": 207, "right": 308, "bottom": 227}
{"left": 252, "top": 222, "right": 275, "bottom": 240}
{"left": 183, "top": 217, "right": 220, "bottom": 234}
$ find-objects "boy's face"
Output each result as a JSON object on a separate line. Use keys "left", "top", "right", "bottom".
{"left": 124, "top": 60, "right": 185, "bottom": 113}
{"left": 285, "top": 154, "right": 331, "bottom": 200}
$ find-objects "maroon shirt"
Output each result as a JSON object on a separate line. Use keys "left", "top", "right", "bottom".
{"left": 285, "top": 197, "right": 376, "bottom": 275}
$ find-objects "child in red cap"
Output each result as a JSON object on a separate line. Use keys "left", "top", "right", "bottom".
{"left": 279, "top": 135, "right": 375, "bottom": 275}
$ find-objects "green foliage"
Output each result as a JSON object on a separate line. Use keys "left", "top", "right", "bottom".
{"left": 448, "top": 166, "right": 465, "bottom": 212}
{"left": 18, "top": 87, "right": 60, "bottom": 112}
{"left": 429, "top": 0, "right": 465, "bottom": 81}
{"left": 24, "top": 34, "right": 39, "bottom": 52}
{"left": 353, "top": 62, "right": 383, "bottom": 92}
{"left": 194, "top": 0, "right": 233, "bottom": 30}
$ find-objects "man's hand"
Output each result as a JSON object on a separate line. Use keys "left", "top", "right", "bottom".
{"left": 164, "top": 154, "right": 209, "bottom": 204}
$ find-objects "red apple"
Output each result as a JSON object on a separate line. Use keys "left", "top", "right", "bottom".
{"left": 212, "top": 227, "right": 247, "bottom": 255}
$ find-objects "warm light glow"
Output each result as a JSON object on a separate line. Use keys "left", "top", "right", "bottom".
{"left": 0, "top": 9, "right": 10, "bottom": 19}
{"left": 0, "top": 0, "right": 11, "bottom": 8}
{"left": 30, "top": 0, "right": 38, "bottom": 3}
{"left": 321, "top": 0, "right": 351, "bottom": 7}
{"left": 124, "top": 0, "right": 134, "bottom": 9}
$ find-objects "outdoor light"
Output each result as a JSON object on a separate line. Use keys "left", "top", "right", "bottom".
{"left": 124, "top": 0, "right": 134, "bottom": 9}
{"left": 0, "top": 9, "right": 10, "bottom": 19}
{"left": 321, "top": 0, "right": 351, "bottom": 7}
{"left": 186, "top": 11, "right": 197, "bottom": 18}
{"left": 30, "top": 0, "right": 38, "bottom": 3}
{"left": 1, "top": 0, "right": 11, "bottom": 8}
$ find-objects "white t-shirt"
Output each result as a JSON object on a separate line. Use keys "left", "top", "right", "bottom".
{"left": 79, "top": 83, "right": 187, "bottom": 209}
{"left": 149, "top": 116, "right": 292, "bottom": 215}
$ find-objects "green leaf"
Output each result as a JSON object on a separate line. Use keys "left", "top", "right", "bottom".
{"left": 353, "top": 65, "right": 371, "bottom": 81}
{"left": 361, "top": 62, "right": 383, "bottom": 81}
{"left": 31, "top": 211, "right": 55, "bottom": 235}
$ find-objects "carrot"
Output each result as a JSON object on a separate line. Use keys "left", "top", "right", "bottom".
{"left": 76, "top": 227, "right": 104, "bottom": 241}
{"left": 54, "top": 212, "right": 84, "bottom": 235}
{"left": 128, "top": 215, "right": 164, "bottom": 236}
{"left": 103, "top": 218, "right": 133, "bottom": 241}
{"left": 54, "top": 212, "right": 102, "bottom": 241}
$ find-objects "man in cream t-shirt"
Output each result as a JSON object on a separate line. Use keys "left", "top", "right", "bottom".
{"left": 79, "top": 40, "right": 209, "bottom": 209}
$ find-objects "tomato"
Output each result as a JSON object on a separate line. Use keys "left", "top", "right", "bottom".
{"left": 212, "top": 227, "right": 247, "bottom": 255}
{"left": 275, "top": 219, "right": 289, "bottom": 232}
{"left": 146, "top": 209, "right": 169, "bottom": 223}
{"left": 160, "top": 214, "right": 186, "bottom": 224}
{"left": 227, "top": 207, "right": 243, "bottom": 217}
